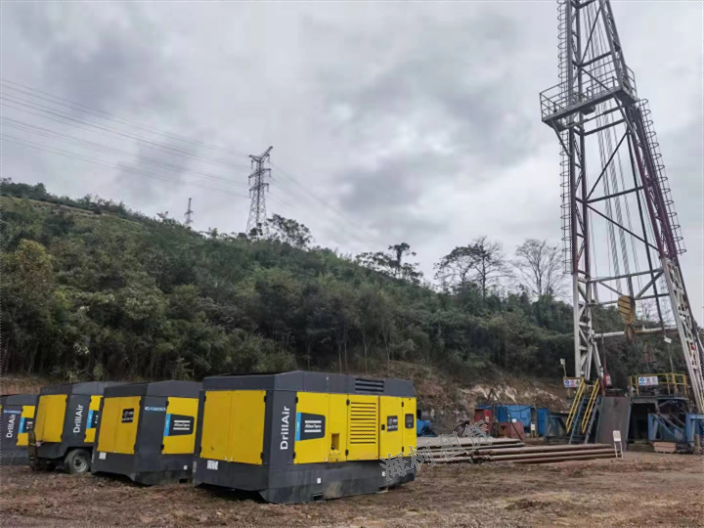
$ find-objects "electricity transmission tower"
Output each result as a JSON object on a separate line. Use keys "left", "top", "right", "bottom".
{"left": 540, "top": 0, "right": 704, "bottom": 413}
{"left": 246, "top": 146, "right": 273, "bottom": 237}
{"left": 184, "top": 197, "right": 194, "bottom": 226}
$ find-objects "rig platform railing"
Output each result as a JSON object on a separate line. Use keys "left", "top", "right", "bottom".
{"left": 628, "top": 373, "right": 689, "bottom": 398}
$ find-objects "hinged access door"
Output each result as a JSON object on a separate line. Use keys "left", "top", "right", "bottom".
{"left": 379, "top": 396, "right": 403, "bottom": 459}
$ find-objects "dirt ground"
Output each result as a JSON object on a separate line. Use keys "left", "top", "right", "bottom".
{"left": 1, "top": 452, "right": 702, "bottom": 528}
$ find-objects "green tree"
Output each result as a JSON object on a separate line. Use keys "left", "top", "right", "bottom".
{"left": 436, "top": 236, "right": 509, "bottom": 300}
{"left": 0, "top": 181, "right": 643, "bottom": 385}
{"left": 1, "top": 239, "right": 57, "bottom": 373}
{"left": 356, "top": 242, "right": 422, "bottom": 284}
{"left": 266, "top": 214, "right": 313, "bottom": 249}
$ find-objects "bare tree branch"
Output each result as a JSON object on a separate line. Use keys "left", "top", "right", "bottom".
{"left": 435, "top": 236, "right": 510, "bottom": 299}
{"left": 512, "top": 239, "right": 565, "bottom": 298}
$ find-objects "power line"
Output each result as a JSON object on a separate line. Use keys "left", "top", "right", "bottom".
{"left": 266, "top": 192, "right": 373, "bottom": 255}
{"left": 268, "top": 175, "right": 377, "bottom": 253}
{"left": 270, "top": 162, "right": 384, "bottom": 247}
{"left": 2, "top": 134, "right": 250, "bottom": 199}
{"left": 5, "top": 102, "right": 376, "bottom": 250}
{"left": 4, "top": 117, "right": 249, "bottom": 190}
{"left": 1, "top": 95, "right": 253, "bottom": 173}
{"left": 1, "top": 78, "right": 252, "bottom": 159}
{"left": 3, "top": 78, "right": 387, "bottom": 254}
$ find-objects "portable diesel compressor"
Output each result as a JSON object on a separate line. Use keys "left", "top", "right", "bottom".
{"left": 91, "top": 381, "right": 201, "bottom": 485}
{"left": 193, "top": 371, "right": 417, "bottom": 503}
{"left": 1, "top": 394, "right": 38, "bottom": 465}
{"left": 30, "top": 382, "right": 123, "bottom": 473}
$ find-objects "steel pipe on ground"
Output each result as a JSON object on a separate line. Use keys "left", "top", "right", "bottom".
{"left": 484, "top": 448, "right": 613, "bottom": 460}
{"left": 428, "top": 443, "right": 616, "bottom": 465}
{"left": 477, "top": 443, "right": 612, "bottom": 456}
{"left": 418, "top": 437, "right": 522, "bottom": 448}
{"left": 433, "top": 450, "right": 612, "bottom": 465}
{"left": 417, "top": 446, "right": 523, "bottom": 458}
{"left": 427, "top": 443, "right": 611, "bottom": 458}
{"left": 494, "top": 452, "right": 616, "bottom": 464}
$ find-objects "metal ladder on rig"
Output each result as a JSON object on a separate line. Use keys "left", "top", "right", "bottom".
{"left": 566, "top": 380, "right": 601, "bottom": 444}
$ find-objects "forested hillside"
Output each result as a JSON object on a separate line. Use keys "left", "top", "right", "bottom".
{"left": 1, "top": 180, "right": 680, "bottom": 386}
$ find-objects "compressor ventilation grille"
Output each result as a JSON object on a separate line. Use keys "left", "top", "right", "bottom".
{"left": 349, "top": 401, "right": 378, "bottom": 445}
{"left": 354, "top": 378, "right": 384, "bottom": 394}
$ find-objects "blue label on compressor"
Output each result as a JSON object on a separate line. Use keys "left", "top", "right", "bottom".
{"left": 87, "top": 410, "right": 100, "bottom": 429}
{"left": 163, "top": 414, "right": 194, "bottom": 437}
{"left": 295, "top": 412, "right": 325, "bottom": 441}
{"left": 19, "top": 417, "right": 25, "bottom": 433}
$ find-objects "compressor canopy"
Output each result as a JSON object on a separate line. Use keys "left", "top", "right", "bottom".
{"left": 194, "top": 370, "right": 417, "bottom": 503}
{"left": 34, "top": 382, "right": 124, "bottom": 449}
{"left": 1, "top": 394, "right": 38, "bottom": 465}
{"left": 30, "top": 381, "right": 126, "bottom": 473}
{"left": 92, "top": 380, "right": 201, "bottom": 485}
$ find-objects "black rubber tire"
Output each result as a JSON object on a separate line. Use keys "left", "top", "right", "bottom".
{"left": 65, "top": 449, "right": 91, "bottom": 475}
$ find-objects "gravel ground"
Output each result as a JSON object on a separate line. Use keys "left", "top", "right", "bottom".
{"left": 1, "top": 452, "right": 702, "bottom": 528}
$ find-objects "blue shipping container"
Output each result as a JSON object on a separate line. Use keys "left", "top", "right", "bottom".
{"left": 537, "top": 408, "right": 551, "bottom": 436}
{"left": 477, "top": 404, "right": 532, "bottom": 429}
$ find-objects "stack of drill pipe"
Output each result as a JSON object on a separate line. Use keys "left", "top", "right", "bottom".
{"left": 478, "top": 443, "right": 615, "bottom": 464}
{"left": 417, "top": 436, "right": 525, "bottom": 464}
{"left": 433, "top": 443, "right": 530, "bottom": 464}
{"left": 417, "top": 436, "right": 523, "bottom": 450}
{"left": 417, "top": 436, "right": 524, "bottom": 453}
{"left": 420, "top": 438, "right": 615, "bottom": 465}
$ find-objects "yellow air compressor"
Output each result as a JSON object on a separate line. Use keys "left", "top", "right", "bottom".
{"left": 91, "top": 381, "right": 201, "bottom": 485}
{"left": 193, "top": 371, "right": 417, "bottom": 503}
{"left": 30, "top": 382, "right": 123, "bottom": 474}
{"left": 1, "top": 394, "right": 38, "bottom": 465}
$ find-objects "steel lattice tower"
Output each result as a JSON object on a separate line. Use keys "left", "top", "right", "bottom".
{"left": 184, "top": 197, "right": 194, "bottom": 226}
{"left": 246, "top": 146, "right": 273, "bottom": 237}
{"left": 540, "top": 0, "right": 704, "bottom": 413}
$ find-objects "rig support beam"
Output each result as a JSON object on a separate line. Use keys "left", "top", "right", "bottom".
{"left": 540, "top": 0, "right": 704, "bottom": 414}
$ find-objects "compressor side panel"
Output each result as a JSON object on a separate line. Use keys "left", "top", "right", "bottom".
{"left": 162, "top": 397, "right": 198, "bottom": 455}
{"left": 228, "top": 390, "right": 266, "bottom": 464}
{"left": 83, "top": 396, "right": 102, "bottom": 444}
{"left": 194, "top": 389, "right": 269, "bottom": 490}
{"left": 35, "top": 394, "right": 67, "bottom": 444}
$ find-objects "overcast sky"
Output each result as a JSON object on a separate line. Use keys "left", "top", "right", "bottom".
{"left": 2, "top": 1, "right": 702, "bottom": 323}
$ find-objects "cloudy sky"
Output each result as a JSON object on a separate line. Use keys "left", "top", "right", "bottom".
{"left": 2, "top": 1, "right": 702, "bottom": 322}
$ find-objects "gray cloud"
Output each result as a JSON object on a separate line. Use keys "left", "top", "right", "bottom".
{"left": 115, "top": 139, "right": 201, "bottom": 204}
{"left": 7, "top": 2, "right": 174, "bottom": 115}
{"left": 304, "top": 9, "right": 552, "bottom": 249}
{"left": 335, "top": 153, "right": 451, "bottom": 245}
{"left": 318, "top": 12, "right": 541, "bottom": 165}
{"left": 2, "top": 1, "right": 701, "bottom": 319}
{"left": 658, "top": 111, "right": 703, "bottom": 314}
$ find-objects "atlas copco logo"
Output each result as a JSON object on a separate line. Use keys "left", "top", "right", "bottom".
{"left": 73, "top": 404, "right": 84, "bottom": 433}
